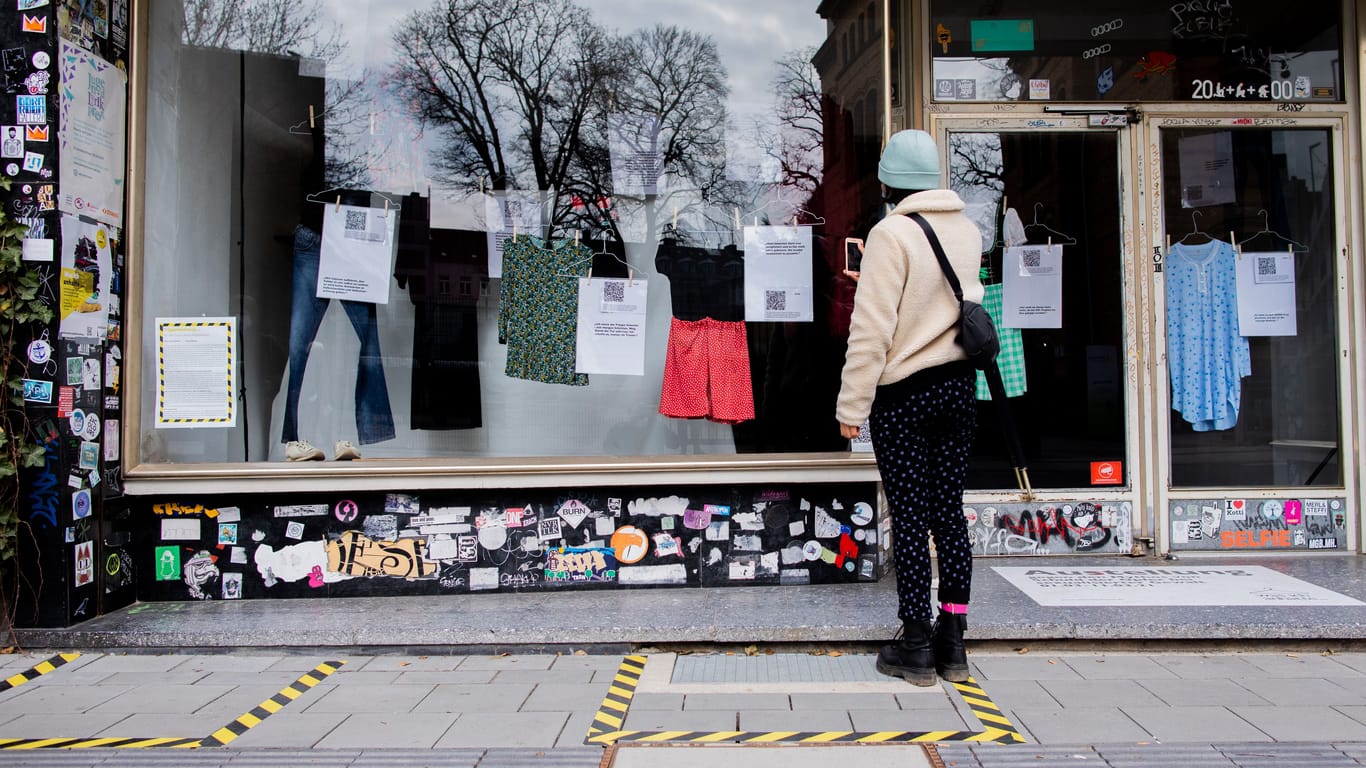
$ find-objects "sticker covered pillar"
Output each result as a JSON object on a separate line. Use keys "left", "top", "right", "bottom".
{"left": 9, "top": 1, "right": 129, "bottom": 627}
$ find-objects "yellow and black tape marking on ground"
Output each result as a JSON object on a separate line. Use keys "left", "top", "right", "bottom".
{"left": 0, "top": 658, "right": 344, "bottom": 750}
{"left": 950, "top": 677, "right": 1026, "bottom": 743}
{"left": 200, "top": 660, "right": 345, "bottom": 747}
{"left": 0, "top": 653, "right": 201, "bottom": 750}
{"left": 587, "top": 653, "right": 646, "bottom": 738}
{"left": 0, "top": 736, "right": 202, "bottom": 749}
{"left": 0, "top": 653, "right": 81, "bottom": 693}
{"left": 585, "top": 656, "right": 1025, "bottom": 746}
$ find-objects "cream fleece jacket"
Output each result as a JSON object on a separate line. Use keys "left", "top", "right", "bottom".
{"left": 836, "top": 189, "right": 985, "bottom": 426}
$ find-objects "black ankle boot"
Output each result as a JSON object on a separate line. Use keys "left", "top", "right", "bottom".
{"left": 876, "top": 619, "right": 936, "bottom": 686}
{"left": 932, "top": 613, "right": 969, "bottom": 682}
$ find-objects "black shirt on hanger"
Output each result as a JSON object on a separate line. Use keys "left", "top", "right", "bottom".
{"left": 655, "top": 237, "right": 745, "bottom": 321}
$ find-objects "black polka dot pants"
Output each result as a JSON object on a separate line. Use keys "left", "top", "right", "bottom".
{"left": 870, "top": 363, "right": 976, "bottom": 623}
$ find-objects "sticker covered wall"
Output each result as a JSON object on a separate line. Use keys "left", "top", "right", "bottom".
{"left": 136, "top": 483, "right": 882, "bottom": 601}
{"left": 966, "top": 501, "right": 1133, "bottom": 556}
{"left": 1169, "top": 498, "right": 1348, "bottom": 551}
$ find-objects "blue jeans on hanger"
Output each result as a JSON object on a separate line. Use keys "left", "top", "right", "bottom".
{"left": 282, "top": 225, "right": 396, "bottom": 445}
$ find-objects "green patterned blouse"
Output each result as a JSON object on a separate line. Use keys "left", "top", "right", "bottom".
{"left": 498, "top": 236, "right": 591, "bottom": 386}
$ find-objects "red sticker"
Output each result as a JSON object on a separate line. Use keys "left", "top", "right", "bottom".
{"left": 1090, "top": 461, "right": 1123, "bottom": 485}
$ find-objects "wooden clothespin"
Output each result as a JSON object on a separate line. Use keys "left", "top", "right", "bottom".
{"left": 383, "top": 197, "right": 390, "bottom": 216}
{"left": 733, "top": 208, "right": 741, "bottom": 230}
{"left": 672, "top": 206, "right": 678, "bottom": 229}
{"left": 334, "top": 194, "right": 341, "bottom": 212}
{"left": 308, "top": 104, "right": 315, "bottom": 129}
{"left": 627, "top": 268, "right": 634, "bottom": 287}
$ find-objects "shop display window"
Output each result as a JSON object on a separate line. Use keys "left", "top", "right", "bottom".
{"left": 928, "top": 0, "right": 1343, "bottom": 103}
{"left": 1160, "top": 127, "right": 1341, "bottom": 487}
{"left": 139, "top": 0, "right": 884, "bottom": 464}
{"left": 945, "top": 130, "right": 1127, "bottom": 490}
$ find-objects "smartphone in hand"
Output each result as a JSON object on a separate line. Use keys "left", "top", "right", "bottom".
{"left": 844, "top": 237, "right": 864, "bottom": 273}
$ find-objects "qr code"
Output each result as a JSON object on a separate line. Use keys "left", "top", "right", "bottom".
{"left": 765, "top": 290, "right": 786, "bottom": 312}
{"left": 1022, "top": 250, "right": 1042, "bottom": 268}
{"left": 603, "top": 280, "right": 625, "bottom": 302}
{"left": 343, "top": 209, "right": 385, "bottom": 242}
{"left": 1257, "top": 256, "right": 1277, "bottom": 277}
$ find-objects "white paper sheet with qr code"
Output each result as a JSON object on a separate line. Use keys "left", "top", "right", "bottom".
{"left": 318, "top": 203, "right": 398, "bottom": 304}
{"left": 576, "top": 277, "right": 648, "bottom": 375}
{"left": 743, "top": 225, "right": 814, "bottom": 322}
{"left": 1234, "top": 249, "right": 1297, "bottom": 336}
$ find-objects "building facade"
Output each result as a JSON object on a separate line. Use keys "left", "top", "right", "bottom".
{"left": 9, "top": 1, "right": 1365, "bottom": 625}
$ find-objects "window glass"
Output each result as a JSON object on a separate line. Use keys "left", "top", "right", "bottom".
{"left": 929, "top": 0, "right": 1343, "bottom": 102}
{"left": 141, "top": 1, "right": 883, "bottom": 463}
{"left": 947, "top": 130, "right": 1127, "bottom": 490}
{"left": 1161, "top": 127, "right": 1341, "bottom": 487}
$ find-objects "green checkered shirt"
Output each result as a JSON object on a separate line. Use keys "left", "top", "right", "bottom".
{"left": 976, "top": 282, "right": 1028, "bottom": 400}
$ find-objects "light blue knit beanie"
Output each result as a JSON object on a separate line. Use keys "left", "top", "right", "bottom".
{"left": 877, "top": 129, "right": 940, "bottom": 190}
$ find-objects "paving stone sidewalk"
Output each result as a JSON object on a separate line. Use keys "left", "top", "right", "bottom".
{"left": 2, "top": 649, "right": 1366, "bottom": 766}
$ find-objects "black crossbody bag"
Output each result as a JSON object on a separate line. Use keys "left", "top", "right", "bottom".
{"left": 905, "top": 212, "right": 1033, "bottom": 498}
{"left": 905, "top": 212, "right": 999, "bottom": 368}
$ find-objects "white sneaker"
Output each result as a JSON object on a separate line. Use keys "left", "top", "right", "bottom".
{"left": 284, "top": 440, "right": 325, "bottom": 461}
{"left": 333, "top": 440, "right": 361, "bottom": 461}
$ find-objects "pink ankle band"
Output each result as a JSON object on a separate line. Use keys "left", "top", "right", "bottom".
{"left": 940, "top": 602, "right": 968, "bottom": 614}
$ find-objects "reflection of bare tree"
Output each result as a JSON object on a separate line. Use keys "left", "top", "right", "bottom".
{"left": 949, "top": 133, "right": 1004, "bottom": 245}
{"left": 949, "top": 133, "right": 1004, "bottom": 194}
{"left": 768, "top": 47, "right": 823, "bottom": 197}
{"left": 390, "top": 0, "right": 620, "bottom": 199}
{"left": 618, "top": 26, "right": 727, "bottom": 189}
{"left": 391, "top": 2, "right": 733, "bottom": 240}
{"left": 180, "top": 0, "right": 367, "bottom": 184}
{"left": 321, "top": 77, "right": 378, "bottom": 187}
{"left": 566, "top": 24, "right": 730, "bottom": 238}
{"left": 181, "top": 0, "right": 342, "bottom": 59}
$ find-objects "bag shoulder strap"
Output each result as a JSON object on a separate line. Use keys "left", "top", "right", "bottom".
{"left": 905, "top": 212, "right": 963, "bottom": 302}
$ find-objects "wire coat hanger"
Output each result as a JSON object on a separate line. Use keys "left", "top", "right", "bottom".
{"left": 1024, "top": 202, "right": 1077, "bottom": 246}
{"left": 592, "top": 229, "right": 636, "bottom": 283}
{"left": 289, "top": 104, "right": 327, "bottom": 134}
{"left": 1240, "top": 209, "right": 1308, "bottom": 253}
{"left": 1176, "top": 210, "right": 1214, "bottom": 245}
{"left": 740, "top": 197, "right": 814, "bottom": 228}
{"left": 306, "top": 188, "right": 398, "bottom": 216}
{"left": 788, "top": 207, "right": 827, "bottom": 227}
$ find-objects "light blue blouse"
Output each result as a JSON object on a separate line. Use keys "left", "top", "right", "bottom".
{"left": 1166, "top": 240, "right": 1251, "bottom": 431}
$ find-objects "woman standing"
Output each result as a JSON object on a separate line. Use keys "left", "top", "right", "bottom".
{"left": 836, "top": 129, "right": 982, "bottom": 686}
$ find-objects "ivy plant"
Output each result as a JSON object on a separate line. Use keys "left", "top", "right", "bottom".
{"left": 0, "top": 178, "right": 55, "bottom": 624}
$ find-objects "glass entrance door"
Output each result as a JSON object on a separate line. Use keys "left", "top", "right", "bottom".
{"left": 938, "top": 120, "right": 1135, "bottom": 495}
{"left": 1151, "top": 118, "right": 1355, "bottom": 553}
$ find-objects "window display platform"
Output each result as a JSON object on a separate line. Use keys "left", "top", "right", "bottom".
{"left": 18, "top": 555, "right": 1366, "bottom": 651}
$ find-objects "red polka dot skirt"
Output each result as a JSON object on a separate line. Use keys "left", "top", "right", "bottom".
{"left": 659, "top": 317, "right": 755, "bottom": 424}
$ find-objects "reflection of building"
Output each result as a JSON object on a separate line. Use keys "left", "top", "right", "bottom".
{"left": 813, "top": 0, "right": 883, "bottom": 244}
{"left": 392, "top": 195, "right": 487, "bottom": 431}
{"left": 395, "top": 194, "right": 487, "bottom": 305}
